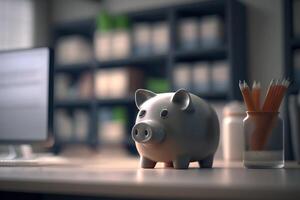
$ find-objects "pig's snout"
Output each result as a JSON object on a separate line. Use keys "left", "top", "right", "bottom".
{"left": 132, "top": 121, "right": 165, "bottom": 144}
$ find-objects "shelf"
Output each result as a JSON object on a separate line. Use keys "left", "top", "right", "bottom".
{"left": 97, "top": 97, "right": 135, "bottom": 106}
{"left": 54, "top": 18, "right": 95, "bottom": 38}
{"left": 197, "top": 93, "right": 228, "bottom": 101}
{"left": 55, "top": 63, "right": 93, "bottom": 73}
{"left": 51, "top": 0, "right": 247, "bottom": 154}
{"left": 54, "top": 100, "right": 92, "bottom": 108}
{"left": 174, "top": 46, "right": 227, "bottom": 61}
{"left": 96, "top": 54, "right": 167, "bottom": 68}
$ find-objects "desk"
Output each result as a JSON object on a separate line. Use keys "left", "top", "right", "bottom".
{"left": 0, "top": 157, "right": 299, "bottom": 200}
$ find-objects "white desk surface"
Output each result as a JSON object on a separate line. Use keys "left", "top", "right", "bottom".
{"left": 0, "top": 155, "right": 299, "bottom": 200}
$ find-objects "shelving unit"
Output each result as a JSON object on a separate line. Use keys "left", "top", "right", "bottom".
{"left": 283, "top": 0, "right": 300, "bottom": 160}
{"left": 52, "top": 0, "right": 247, "bottom": 154}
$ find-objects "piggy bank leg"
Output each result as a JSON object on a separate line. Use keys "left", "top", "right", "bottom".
{"left": 173, "top": 156, "right": 190, "bottom": 169}
{"left": 199, "top": 154, "right": 214, "bottom": 168}
{"left": 164, "top": 162, "right": 173, "bottom": 168}
{"left": 140, "top": 156, "right": 156, "bottom": 168}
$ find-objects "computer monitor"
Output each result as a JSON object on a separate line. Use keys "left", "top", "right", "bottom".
{"left": 0, "top": 47, "right": 53, "bottom": 145}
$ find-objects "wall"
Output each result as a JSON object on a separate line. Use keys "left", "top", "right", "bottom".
{"left": 51, "top": 0, "right": 102, "bottom": 23}
{"left": 241, "top": 0, "right": 283, "bottom": 91}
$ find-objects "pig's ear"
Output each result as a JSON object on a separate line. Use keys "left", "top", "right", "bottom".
{"left": 135, "top": 89, "right": 157, "bottom": 109}
{"left": 171, "top": 89, "right": 194, "bottom": 112}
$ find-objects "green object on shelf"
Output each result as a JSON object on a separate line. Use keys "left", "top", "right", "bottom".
{"left": 146, "top": 78, "right": 170, "bottom": 93}
{"left": 114, "top": 15, "right": 130, "bottom": 30}
{"left": 96, "top": 11, "right": 113, "bottom": 32}
{"left": 112, "top": 106, "right": 128, "bottom": 123}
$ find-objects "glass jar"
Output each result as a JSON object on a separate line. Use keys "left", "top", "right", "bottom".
{"left": 243, "top": 111, "right": 284, "bottom": 168}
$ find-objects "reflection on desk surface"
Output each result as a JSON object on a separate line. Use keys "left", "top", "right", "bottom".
{"left": 0, "top": 147, "right": 300, "bottom": 200}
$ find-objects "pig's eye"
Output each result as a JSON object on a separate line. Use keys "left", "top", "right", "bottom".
{"left": 139, "top": 110, "right": 146, "bottom": 118}
{"left": 160, "top": 109, "right": 168, "bottom": 119}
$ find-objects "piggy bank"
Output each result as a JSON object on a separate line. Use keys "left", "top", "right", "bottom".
{"left": 131, "top": 89, "right": 220, "bottom": 169}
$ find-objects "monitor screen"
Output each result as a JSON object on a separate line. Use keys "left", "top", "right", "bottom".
{"left": 0, "top": 48, "right": 52, "bottom": 143}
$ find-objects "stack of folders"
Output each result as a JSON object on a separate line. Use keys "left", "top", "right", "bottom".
{"left": 288, "top": 94, "right": 300, "bottom": 163}
{"left": 95, "top": 67, "right": 144, "bottom": 99}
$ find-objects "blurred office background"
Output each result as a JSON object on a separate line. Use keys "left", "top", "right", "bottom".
{"left": 1, "top": 0, "right": 300, "bottom": 161}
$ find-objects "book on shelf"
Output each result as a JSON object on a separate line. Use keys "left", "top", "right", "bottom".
{"left": 152, "top": 22, "right": 169, "bottom": 54}
{"left": 192, "top": 62, "right": 210, "bottom": 94}
{"left": 199, "top": 15, "right": 224, "bottom": 48}
{"left": 178, "top": 18, "right": 199, "bottom": 50}
{"left": 132, "top": 23, "right": 152, "bottom": 56}
{"left": 173, "top": 63, "right": 192, "bottom": 91}
{"left": 211, "top": 60, "right": 229, "bottom": 93}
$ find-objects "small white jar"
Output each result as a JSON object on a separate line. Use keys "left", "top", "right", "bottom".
{"left": 222, "top": 101, "right": 245, "bottom": 161}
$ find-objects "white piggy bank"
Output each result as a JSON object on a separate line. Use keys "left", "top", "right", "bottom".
{"left": 131, "top": 89, "right": 220, "bottom": 169}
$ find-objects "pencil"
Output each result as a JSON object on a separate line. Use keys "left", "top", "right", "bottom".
{"left": 262, "top": 80, "right": 275, "bottom": 112}
{"left": 239, "top": 80, "right": 255, "bottom": 111}
{"left": 252, "top": 81, "right": 261, "bottom": 111}
{"left": 239, "top": 78, "right": 290, "bottom": 150}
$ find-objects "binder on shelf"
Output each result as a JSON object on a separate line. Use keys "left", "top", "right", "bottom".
{"left": 94, "top": 31, "right": 112, "bottom": 61}
{"left": 55, "top": 74, "right": 71, "bottom": 101}
{"left": 56, "top": 35, "right": 93, "bottom": 65}
{"left": 178, "top": 18, "right": 199, "bottom": 50}
{"left": 173, "top": 63, "right": 192, "bottom": 91}
{"left": 192, "top": 62, "right": 210, "bottom": 94}
{"left": 54, "top": 110, "right": 73, "bottom": 141}
{"left": 132, "top": 23, "right": 152, "bottom": 56}
{"left": 73, "top": 109, "right": 89, "bottom": 141}
{"left": 152, "top": 22, "right": 169, "bottom": 54}
{"left": 111, "top": 30, "right": 131, "bottom": 59}
{"left": 199, "top": 15, "right": 224, "bottom": 48}
{"left": 79, "top": 72, "right": 93, "bottom": 99}
{"left": 211, "top": 60, "right": 229, "bottom": 93}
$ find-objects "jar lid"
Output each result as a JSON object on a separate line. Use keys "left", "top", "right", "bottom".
{"left": 223, "top": 101, "right": 245, "bottom": 116}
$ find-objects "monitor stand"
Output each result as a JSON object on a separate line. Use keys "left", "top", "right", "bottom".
{"left": 0, "top": 145, "right": 70, "bottom": 166}
{"left": 0, "top": 145, "right": 39, "bottom": 166}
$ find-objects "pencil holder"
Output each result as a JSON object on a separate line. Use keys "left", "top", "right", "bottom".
{"left": 243, "top": 111, "right": 284, "bottom": 168}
